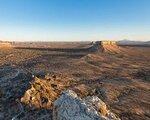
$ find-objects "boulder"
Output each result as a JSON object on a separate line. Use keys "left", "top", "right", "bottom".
{"left": 21, "top": 73, "right": 71, "bottom": 109}
{"left": 53, "top": 90, "right": 120, "bottom": 120}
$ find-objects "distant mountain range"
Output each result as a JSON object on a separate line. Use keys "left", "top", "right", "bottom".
{"left": 117, "top": 39, "right": 150, "bottom": 46}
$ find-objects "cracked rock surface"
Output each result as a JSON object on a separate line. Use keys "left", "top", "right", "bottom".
{"left": 53, "top": 90, "right": 120, "bottom": 120}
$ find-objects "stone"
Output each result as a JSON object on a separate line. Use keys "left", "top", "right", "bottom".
{"left": 0, "top": 113, "right": 4, "bottom": 120}
{"left": 21, "top": 75, "right": 67, "bottom": 109}
{"left": 89, "top": 41, "right": 102, "bottom": 52}
{"left": 53, "top": 90, "right": 120, "bottom": 120}
{"left": 83, "top": 96, "right": 108, "bottom": 116}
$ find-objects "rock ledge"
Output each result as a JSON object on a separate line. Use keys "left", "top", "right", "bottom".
{"left": 53, "top": 90, "right": 120, "bottom": 120}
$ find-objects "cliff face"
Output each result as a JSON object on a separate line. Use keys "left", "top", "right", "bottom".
{"left": 89, "top": 41, "right": 102, "bottom": 52}
{"left": 90, "top": 41, "right": 118, "bottom": 52}
{"left": 100, "top": 41, "right": 117, "bottom": 45}
{"left": 100, "top": 41, "right": 121, "bottom": 53}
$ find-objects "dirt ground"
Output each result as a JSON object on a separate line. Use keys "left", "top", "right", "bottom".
{"left": 0, "top": 42, "right": 150, "bottom": 120}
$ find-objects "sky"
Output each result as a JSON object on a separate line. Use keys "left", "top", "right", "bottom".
{"left": 0, "top": 0, "right": 150, "bottom": 41}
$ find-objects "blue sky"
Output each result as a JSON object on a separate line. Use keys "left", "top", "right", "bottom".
{"left": 0, "top": 0, "right": 150, "bottom": 41}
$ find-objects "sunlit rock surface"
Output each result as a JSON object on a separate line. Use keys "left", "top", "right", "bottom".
{"left": 53, "top": 90, "right": 120, "bottom": 120}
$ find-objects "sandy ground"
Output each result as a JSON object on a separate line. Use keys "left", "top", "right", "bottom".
{"left": 0, "top": 42, "right": 150, "bottom": 120}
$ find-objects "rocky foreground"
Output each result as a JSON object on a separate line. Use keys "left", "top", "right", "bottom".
{"left": 53, "top": 90, "right": 120, "bottom": 120}
{"left": 0, "top": 66, "right": 120, "bottom": 120}
{"left": 0, "top": 42, "right": 150, "bottom": 120}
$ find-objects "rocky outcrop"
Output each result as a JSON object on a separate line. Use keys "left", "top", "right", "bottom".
{"left": 89, "top": 41, "right": 118, "bottom": 53}
{"left": 21, "top": 73, "right": 72, "bottom": 109}
{"left": 53, "top": 90, "right": 120, "bottom": 120}
{"left": 100, "top": 41, "right": 117, "bottom": 45}
{"left": 21, "top": 78, "right": 61, "bottom": 108}
{"left": 0, "top": 42, "right": 12, "bottom": 49}
{"left": 0, "top": 66, "right": 20, "bottom": 81}
{"left": 89, "top": 41, "right": 103, "bottom": 52}
{"left": 0, "top": 67, "right": 32, "bottom": 101}
{"left": 0, "top": 68, "right": 32, "bottom": 120}
{"left": 3, "top": 72, "right": 73, "bottom": 120}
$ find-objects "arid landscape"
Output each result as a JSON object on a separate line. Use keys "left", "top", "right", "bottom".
{"left": 1, "top": 0, "right": 150, "bottom": 119}
{"left": 0, "top": 41, "right": 150, "bottom": 120}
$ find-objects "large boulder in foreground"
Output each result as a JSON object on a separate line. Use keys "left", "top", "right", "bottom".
{"left": 53, "top": 90, "right": 120, "bottom": 120}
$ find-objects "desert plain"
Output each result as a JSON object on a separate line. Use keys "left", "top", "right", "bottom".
{"left": 0, "top": 41, "right": 150, "bottom": 120}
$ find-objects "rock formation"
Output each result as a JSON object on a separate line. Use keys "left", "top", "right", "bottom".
{"left": 89, "top": 41, "right": 102, "bottom": 52}
{"left": 53, "top": 90, "right": 120, "bottom": 120}
{"left": 90, "top": 41, "right": 122, "bottom": 53}
{"left": 100, "top": 41, "right": 117, "bottom": 45}
{"left": 22, "top": 78, "right": 61, "bottom": 108}
{"left": 0, "top": 41, "right": 13, "bottom": 49}
{"left": 0, "top": 67, "right": 33, "bottom": 120}
{"left": 21, "top": 73, "right": 72, "bottom": 109}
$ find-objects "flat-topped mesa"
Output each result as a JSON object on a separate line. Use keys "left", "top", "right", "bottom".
{"left": 89, "top": 41, "right": 102, "bottom": 52}
{"left": 0, "top": 41, "right": 13, "bottom": 49}
{"left": 90, "top": 40, "right": 118, "bottom": 52}
{"left": 100, "top": 40, "right": 117, "bottom": 45}
{"left": 100, "top": 40, "right": 120, "bottom": 53}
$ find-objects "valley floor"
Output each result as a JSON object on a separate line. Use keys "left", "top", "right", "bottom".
{"left": 0, "top": 42, "right": 150, "bottom": 120}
